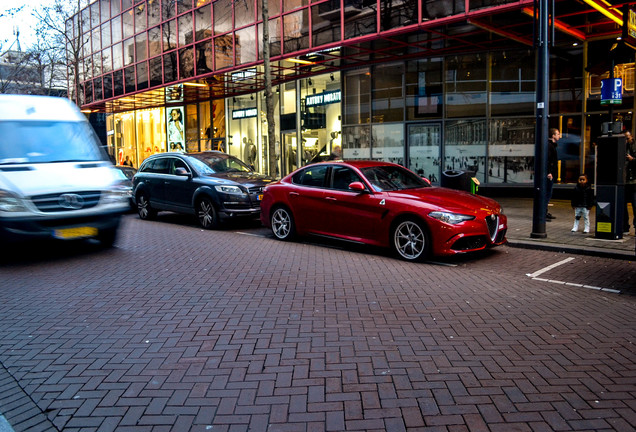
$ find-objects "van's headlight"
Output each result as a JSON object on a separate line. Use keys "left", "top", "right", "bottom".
{"left": 0, "top": 189, "right": 28, "bottom": 212}
{"left": 428, "top": 211, "right": 475, "bottom": 224}
{"left": 103, "top": 188, "right": 131, "bottom": 203}
{"left": 215, "top": 185, "right": 245, "bottom": 195}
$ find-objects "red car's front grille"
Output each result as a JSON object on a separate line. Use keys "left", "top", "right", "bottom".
{"left": 451, "top": 235, "right": 487, "bottom": 251}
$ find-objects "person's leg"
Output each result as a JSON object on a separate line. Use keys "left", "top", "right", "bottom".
{"left": 546, "top": 178, "right": 554, "bottom": 218}
{"left": 572, "top": 209, "right": 579, "bottom": 232}
{"left": 583, "top": 208, "right": 590, "bottom": 233}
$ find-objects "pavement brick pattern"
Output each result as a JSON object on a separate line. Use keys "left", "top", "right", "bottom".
{"left": 0, "top": 216, "right": 634, "bottom": 431}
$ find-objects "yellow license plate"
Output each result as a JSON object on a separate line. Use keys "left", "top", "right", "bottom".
{"left": 258, "top": 194, "right": 263, "bottom": 201}
{"left": 54, "top": 226, "right": 98, "bottom": 239}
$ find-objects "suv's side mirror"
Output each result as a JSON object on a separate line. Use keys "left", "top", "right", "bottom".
{"left": 175, "top": 167, "right": 190, "bottom": 177}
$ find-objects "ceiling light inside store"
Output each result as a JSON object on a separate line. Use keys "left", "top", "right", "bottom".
{"left": 183, "top": 82, "right": 208, "bottom": 87}
{"left": 288, "top": 58, "right": 314, "bottom": 65}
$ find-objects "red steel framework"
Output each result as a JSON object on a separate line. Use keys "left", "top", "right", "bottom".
{"left": 73, "top": 0, "right": 633, "bottom": 113}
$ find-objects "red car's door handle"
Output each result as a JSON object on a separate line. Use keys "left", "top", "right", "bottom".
{"left": 289, "top": 192, "right": 300, "bottom": 197}
{"left": 325, "top": 197, "right": 337, "bottom": 201}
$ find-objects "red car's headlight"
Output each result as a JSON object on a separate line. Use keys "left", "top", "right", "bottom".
{"left": 428, "top": 211, "right": 475, "bottom": 224}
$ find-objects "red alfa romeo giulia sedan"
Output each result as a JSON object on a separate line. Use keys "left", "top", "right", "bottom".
{"left": 260, "top": 160, "right": 507, "bottom": 261}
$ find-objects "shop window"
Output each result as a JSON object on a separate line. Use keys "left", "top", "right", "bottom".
{"left": 90, "top": 2, "right": 100, "bottom": 29}
{"left": 258, "top": 18, "right": 281, "bottom": 58}
{"left": 114, "top": 70, "right": 124, "bottom": 96}
{"left": 125, "top": 66, "right": 136, "bottom": 93}
{"left": 101, "top": 22, "right": 111, "bottom": 47}
{"left": 93, "top": 53, "right": 102, "bottom": 76}
{"left": 94, "top": 77, "right": 103, "bottom": 101}
{"left": 424, "top": 0, "right": 465, "bottom": 20}
{"left": 186, "top": 105, "right": 199, "bottom": 152}
{"left": 283, "top": 9, "right": 309, "bottom": 53}
{"left": 235, "top": 0, "right": 256, "bottom": 28}
{"left": 343, "top": 69, "right": 371, "bottom": 125}
{"left": 148, "top": 26, "right": 162, "bottom": 57}
{"left": 445, "top": 54, "right": 487, "bottom": 118}
{"left": 148, "top": 57, "right": 162, "bottom": 86}
{"left": 380, "top": 0, "right": 417, "bottom": 30}
{"left": 406, "top": 57, "right": 443, "bottom": 120}
{"left": 490, "top": 50, "right": 534, "bottom": 116}
{"left": 407, "top": 123, "right": 441, "bottom": 182}
{"left": 163, "top": 52, "right": 178, "bottom": 82}
{"left": 311, "top": 4, "right": 340, "bottom": 46}
{"left": 196, "top": 40, "right": 214, "bottom": 73}
{"left": 112, "top": 16, "right": 122, "bottom": 43}
{"left": 342, "top": 125, "right": 371, "bottom": 159}
{"left": 148, "top": 0, "right": 161, "bottom": 27}
{"left": 344, "top": 2, "right": 376, "bottom": 39}
{"left": 235, "top": 27, "right": 256, "bottom": 65}
{"left": 137, "top": 61, "right": 149, "bottom": 90}
{"left": 135, "top": 3, "right": 147, "bottom": 33}
{"left": 177, "top": 0, "right": 192, "bottom": 15}
{"left": 444, "top": 119, "right": 486, "bottom": 184}
{"left": 215, "top": 35, "right": 234, "bottom": 69}
{"left": 163, "top": 19, "right": 177, "bottom": 52}
{"left": 113, "top": 42, "right": 124, "bottom": 70}
{"left": 162, "top": 0, "right": 176, "bottom": 19}
{"left": 100, "top": 0, "right": 110, "bottom": 21}
{"left": 214, "top": 0, "right": 233, "bottom": 34}
{"left": 81, "top": 8, "right": 90, "bottom": 35}
{"left": 85, "top": 80, "right": 93, "bottom": 103}
{"left": 372, "top": 63, "right": 404, "bottom": 123}
{"left": 179, "top": 47, "right": 195, "bottom": 78}
{"left": 371, "top": 123, "right": 404, "bottom": 165}
{"left": 103, "top": 73, "right": 113, "bottom": 99}
{"left": 284, "top": 0, "right": 308, "bottom": 12}
{"left": 195, "top": 5, "right": 212, "bottom": 41}
{"left": 487, "top": 118, "right": 534, "bottom": 184}
{"left": 549, "top": 47, "right": 583, "bottom": 114}
{"left": 123, "top": 37, "right": 135, "bottom": 65}
{"left": 178, "top": 13, "right": 194, "bottom": 46}
{"left": 91, "top": 33, "right": 101, "bottom": 54}
{"left": 123, "top": 8, "right": 134, "bottom": 39}
{"left": 136, "top": 33, "right": 148, "bottom": 61}
{"left": 102, "top": 47, "right": 112, "bottom": 73}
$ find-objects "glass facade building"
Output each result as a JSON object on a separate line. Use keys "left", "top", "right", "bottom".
{"left": 69, "top": 0, "right": 635, "bottom": 186}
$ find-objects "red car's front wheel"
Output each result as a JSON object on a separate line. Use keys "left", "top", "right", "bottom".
{"left": 392, "top": 219, "right": 429, "bottom": 262}
{"left": 271, "top": 207, "right": 295, "bottom": 241}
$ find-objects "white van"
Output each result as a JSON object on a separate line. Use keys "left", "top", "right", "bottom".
{"left": 0, "top": 95, "right": 129, "bottom": 246}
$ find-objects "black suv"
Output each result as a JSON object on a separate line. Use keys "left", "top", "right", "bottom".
{"left": 132, "top": 151, "right": 274, "bottom": 229}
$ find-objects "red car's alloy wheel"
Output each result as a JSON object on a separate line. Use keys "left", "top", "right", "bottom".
{"left": 393, "top": 220, "right": 428, "bottom": 261}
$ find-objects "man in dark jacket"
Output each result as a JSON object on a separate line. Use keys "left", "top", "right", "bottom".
{"left": 546, "top": 128, "right": 560, "bottom": 220}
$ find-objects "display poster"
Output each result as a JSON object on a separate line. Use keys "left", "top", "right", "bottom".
{"left": 166, "top": 106, "right": 185, "bottom": 152}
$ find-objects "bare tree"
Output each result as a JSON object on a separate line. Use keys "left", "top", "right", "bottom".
{"left": 32, "top": 0, "right": 90, "bottom": 103}
{"left": 262, "top": 0, "right": 277, "bottom": 177}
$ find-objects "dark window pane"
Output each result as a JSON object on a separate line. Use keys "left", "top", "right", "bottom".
{"left": 179, "top": 47, "right": 195, "bottom": 78}
{"left": 125, "top": 65, "right": 136, "bottom": 93}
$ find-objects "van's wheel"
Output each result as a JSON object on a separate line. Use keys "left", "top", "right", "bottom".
{"left": 392, "top": 219, "right": 429, "bottom": 262}
{"left": 136, "top": 192, "right": 157, "bottom": 220}
{"left": 197, "top": 197, "right": 219, "bottom": 229}
{"left": 97, "top": 227, "right": 118, "bottom": 248}
{"left": 271, "top": 206, "right": 295, "bottom": 241}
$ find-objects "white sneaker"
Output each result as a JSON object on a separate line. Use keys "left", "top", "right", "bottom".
{"left": 583, "top": 230, "right": 589, "bottom": 233}
{"left": 571, "top": 229, "right": 577, "bottom": 232}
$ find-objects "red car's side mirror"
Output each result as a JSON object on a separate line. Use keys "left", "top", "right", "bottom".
{"left": 349, "top": 181, "right": 367, "bottom": 192}
{"left": 421, "top": 177, "right": 432, "bottom": 186}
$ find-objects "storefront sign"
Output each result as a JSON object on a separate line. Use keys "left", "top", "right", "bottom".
{"left": 601, "top": 78, "right": 622, "bottom": 105}
{"left": 231, "top": 68, "right": 257, "bottom": 81}
{"left": 623, "top": 5, "right": 636, "bottom": 49}
{"left": 305, "top": 90, "right": 341, "bottom": 107}
{"left": 232, "top": 108, "right": 258, "bottom": 119}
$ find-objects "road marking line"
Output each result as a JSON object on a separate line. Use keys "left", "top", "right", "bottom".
{"left": 526, "top": 257, "right": 575, "bottom": 278}
{"left": 235, "top": 232, "right": 267, "bottom": 237}
{"left": 527, "top": 259, "right": 622, "bottom": 294}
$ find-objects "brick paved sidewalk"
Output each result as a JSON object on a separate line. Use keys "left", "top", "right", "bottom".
{"left": 0, "top": 217, "right": 634, "bottom": 431}
{"left": 499, "top": 197, "right": 636, "bottom": 259}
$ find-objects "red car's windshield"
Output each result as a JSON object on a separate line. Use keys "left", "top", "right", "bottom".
{"left": 360, "top": 165, "right": 430, "bottom": 191}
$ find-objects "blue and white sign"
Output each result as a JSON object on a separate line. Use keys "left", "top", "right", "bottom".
{"left": 305, "top": 90, "right": 341, "bottom": 107}
{"left": 601, "top": 78, "right": 622, "bottom": 105}
{"left": 232, "top": 107, "right": 258, "bottom": 119}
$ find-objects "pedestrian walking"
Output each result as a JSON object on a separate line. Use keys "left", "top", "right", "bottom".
{"left": 571, "top": 173, "right": 595, "bottom": 233}
{"left": 546, "top": 128, "right": 560, "bottom": 221}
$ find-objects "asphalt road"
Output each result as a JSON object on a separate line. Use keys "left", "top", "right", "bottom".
{"left": 0, "top": 213, "right": 634, "bottom": 431}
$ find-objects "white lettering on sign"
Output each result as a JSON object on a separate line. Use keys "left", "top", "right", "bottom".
{"left": 232, "top": 108, "right": 258, "bottom": 119}
{"left": 305, "top": 90, "right": 341, "bottom": 107}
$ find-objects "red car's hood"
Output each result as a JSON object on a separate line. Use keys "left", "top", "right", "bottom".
{"left": 386, "top": 187, "right": 501, "bottom": 213}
